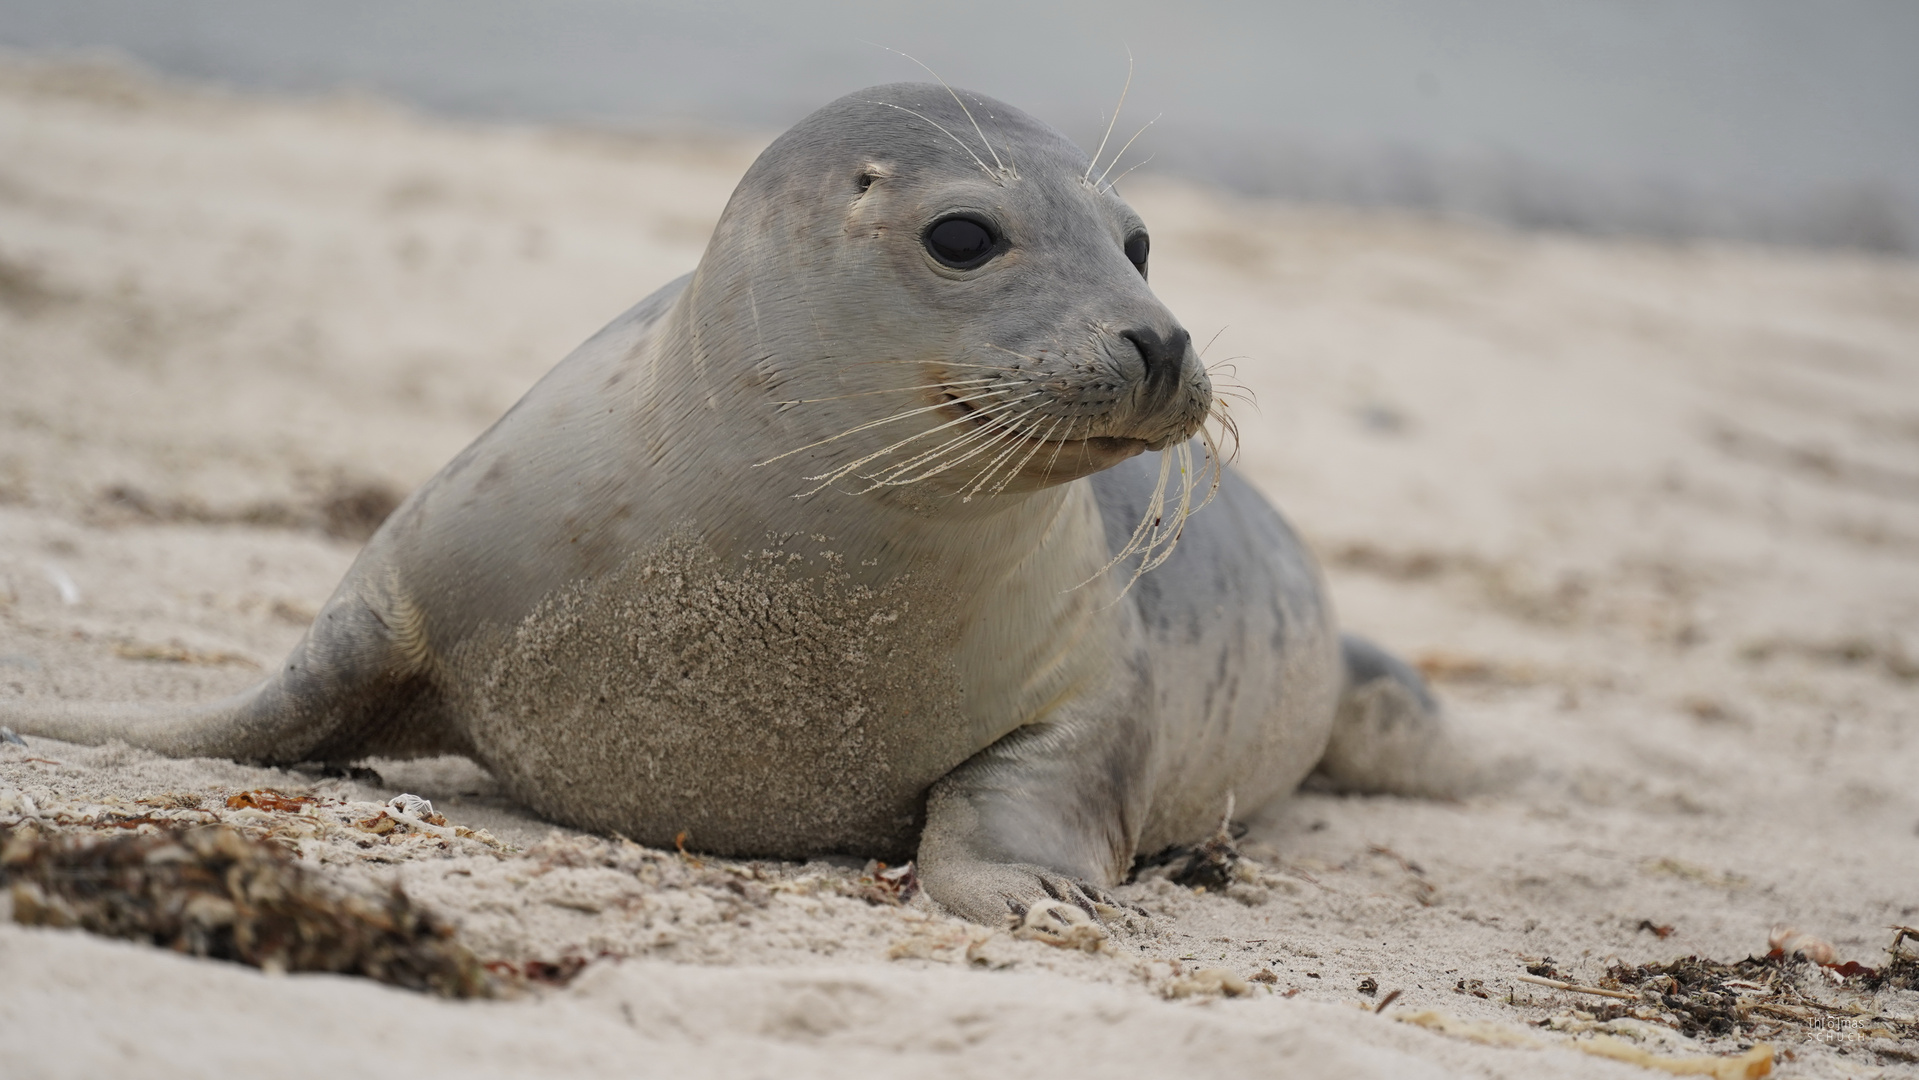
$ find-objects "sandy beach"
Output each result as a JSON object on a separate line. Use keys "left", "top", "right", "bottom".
{"left": 1, "top": 58, "right": 1915, "bottom": 1078}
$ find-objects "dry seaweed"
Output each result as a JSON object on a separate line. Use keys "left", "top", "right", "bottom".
{"left": 1594, "top": 944, "right": 1918, "bottom": 1043}
{"left": 854, "top": 859, "right": 919, "bottom": 906}
{"left": 1, "top": 821, "right": 492, "bottom": 997}
{"left": 1132, "top": 817, "right": 1245, "bottom": 889}
{"left": 1862, "top": 925, "right": 1919, "bottom": 992}
{"left": 1600, "top": 954, "right": 1785, "bottom": 1037}
{"left": 225, "top": 789, "right": 318, "bottom": 813}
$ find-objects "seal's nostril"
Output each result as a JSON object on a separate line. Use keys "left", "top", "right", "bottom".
{"left": 1122, "top": 327, "right": 1191, "bottom": 411}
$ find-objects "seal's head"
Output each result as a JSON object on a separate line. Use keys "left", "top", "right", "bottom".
{"left": 681, "top": 82, "right": 1218, "bottom": 506}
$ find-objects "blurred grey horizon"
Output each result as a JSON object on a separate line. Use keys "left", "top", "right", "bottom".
{"left": 4, "top": 0, "right": 1916, "bottom": 255}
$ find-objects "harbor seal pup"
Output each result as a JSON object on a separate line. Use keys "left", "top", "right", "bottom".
{"left": 3, "top": 83, "right": 1458, "bottom": 923}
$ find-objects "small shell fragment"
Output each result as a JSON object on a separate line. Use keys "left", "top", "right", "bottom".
{"left": 1767, "top": 925, "right": 1834, "bottom": 965}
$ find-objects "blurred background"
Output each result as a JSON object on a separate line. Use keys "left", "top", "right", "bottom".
{"left": 2, "top": 0, "right": 1915, "bottom": 254}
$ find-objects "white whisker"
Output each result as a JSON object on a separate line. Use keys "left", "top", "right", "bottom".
{"left": 856, "top": 100, "right": 997, "bottom": 182}
{"left": 990, "top": 411, "right": 1070, "bottom": 495}
{"left": 848, "top": 358, "right": 1022, "bottom": 372}
{"left": 865, "top": 44, "right": 1011, "bottom": 177}
{"left": 870, "top": 405, "right": 1039, "bottom": 492}
{"left": 1101, "top": 153, "right": 1156, "bottom": 193}
{"left": 1038, "top": 414, "right": 1082, "bottom": 488}
{"left": 1095, "top": 115, "right": 1161, "bottom": 190}
{"left": 798, "top": 393, "right": 1039, "bottom": 494}
{"left": 770, "top": 377, "right": 1014, "bottom": 407}
{"left": 862, "top": 397, "right": 1039, "bottom": 487}
{"left": 958, "top": 407, "right": 1049, "bottom": 501}
{"left": 754, "top": 385, "right": 1022, "bottom": 467}
{"left": 1075, "top": 448, "right": 1173, "bottom": 593}
{"left": 1084, "top": 50, "right": 1135, "bottom": 184}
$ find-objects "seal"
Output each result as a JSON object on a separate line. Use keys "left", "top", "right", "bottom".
{"left": 3, "top": 83, "right": 1461, "bottom": 922}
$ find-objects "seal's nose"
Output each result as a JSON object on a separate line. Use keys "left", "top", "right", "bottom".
{"left": 1122, "top": 326, "right": 1192, "bottom": 415}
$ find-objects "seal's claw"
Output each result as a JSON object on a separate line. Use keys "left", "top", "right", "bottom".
{"left": 1039, "top": 873, "right": 1102, "bottom": 918}
{"left": 1073, "top": 880, "right": 1150, "bottom": 918}
{"left": 921, "top": 856, "right": 1135, "bottom": 928}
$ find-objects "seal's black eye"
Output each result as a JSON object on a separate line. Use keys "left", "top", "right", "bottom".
{"left": 1124, "top": 232, "right": 1149, "bottom": 276}
{"left": 925, "top": 216, "right": 999, "bottom": 269}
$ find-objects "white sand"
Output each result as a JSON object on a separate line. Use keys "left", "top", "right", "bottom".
{"left": 1, "top": 58, "right": 1915, "bottom": 1079}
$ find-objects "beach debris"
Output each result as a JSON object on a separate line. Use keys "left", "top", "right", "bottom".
{"left": 886, "top": 921, "right": 1005, "bottom": 966}
{"left": 1574, "top": 1036, "right": 1773, "bottom": 1079}
{"left": 1518, "top": 973, "right": 1640, "bottom": 1001}
{"left": 1131, "top": 793, "right": 1241, "bottom": 890}
{"left": 388, "top": 793, "right": 439, "bottom": 820}
{"left": 354, "top": 794, "right": 458, "bottom": 840}
{"left": 1399, "top": 1010, "right": 1774, "bottom": 1079}
{"left": 1164, "top": 966, "right": 1250, "bottom": 999}
{"left": 1364, "top": 843, "right": 1439, "bottom": 906}
{"left": 1766, "top": 925, "right": 1832, "bottom": 965}
{"left": 225, "top": 788, "right": 317, "bottom": 813}
{"left": 485, "top": 954, "right": 603, "bottom": 988}
{"left": 1248, "top": 968, "right": 1279, "bottom": 985}
{"left": 1639, "top": 919, "right": 1677, "bottom": 939}
{"left": 1, "top": 821, "right": 492, "bottom": 997}
{"left": 1589, "top": 935, "right": 1918, "bottom": 1044}
{"left": 0, "top": 727, "right": 24, "bottom": 747}
{"left": 1358, "top": 976, "right": 1379, "bottom": 996}
{"left": 1375, "top": 989, "right": 1404, "bottom": 1013}
{"left": 1455, "top": 977, "right": 1491, "bottom": 999}
{"left": 672, "top": 829, "right": 702, "bottom": 866}
{"left": 855, "top": 859, "right": 918, "bottom": 905}
{"left": 1008, "top": 898, "right": 1108, "bottom": 952}
{"left": 1399, "top": 1009, "right": 1544, "bottom": 1048}
{"left": 1878, "top": 925, "right": 1919, "bottom": 991}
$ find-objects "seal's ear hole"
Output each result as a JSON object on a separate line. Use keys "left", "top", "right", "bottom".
{"left": 1124, "top": 231, "right": 1150, "bottom": 278}
{"left": 856, "top": 171, "right": 877, "bottom": 194}
{"left": 925, "top": 216, "right": 1001, "bottom": 270}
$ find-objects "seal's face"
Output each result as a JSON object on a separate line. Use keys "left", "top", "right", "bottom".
{"left": 690, "top": 82, "right": 1216, "bottom": 506}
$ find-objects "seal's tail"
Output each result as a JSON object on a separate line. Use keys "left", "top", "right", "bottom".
{"left": 1314, "top": 633, "right": 1479, "bottom": 798}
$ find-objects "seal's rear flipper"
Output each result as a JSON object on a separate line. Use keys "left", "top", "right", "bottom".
{"left": 0, "top": 684, "right": 310, "bottom": 763}
{"left": 1314, "top": 633, "right": 1475, "bottom": 798}
{"left": 0, "top": 584, "right": 448, "bottom": 766}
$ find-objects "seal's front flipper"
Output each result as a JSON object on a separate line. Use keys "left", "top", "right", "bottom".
{"left": 1315, "top": 633, "right": 1474, "bottom": 798}
{"left": 916, "top": 691, "right": 1153, "bottom": 925}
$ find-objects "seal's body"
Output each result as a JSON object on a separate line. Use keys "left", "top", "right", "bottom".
{"left": 5, "top": 84, "right": 1456, "bottom": 921}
